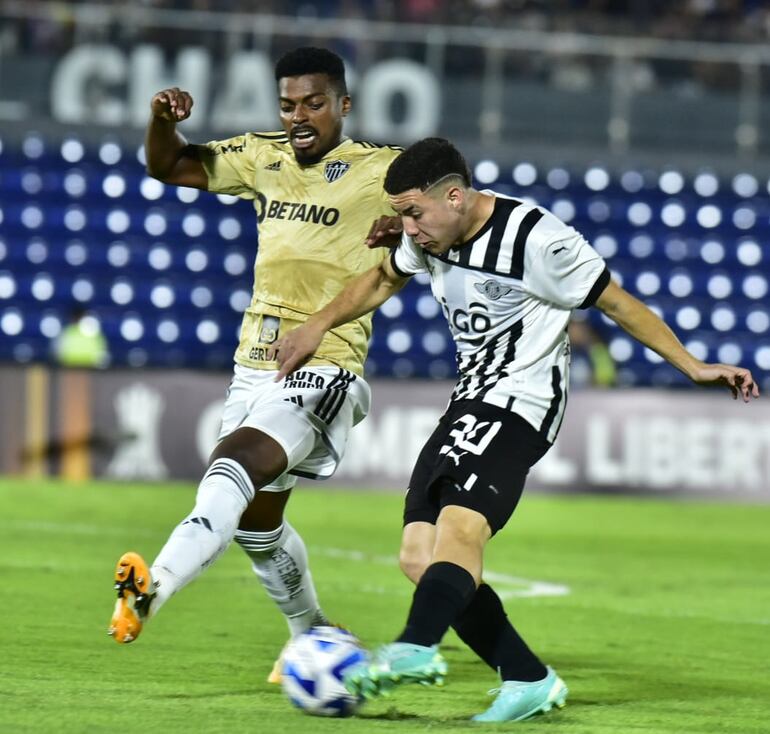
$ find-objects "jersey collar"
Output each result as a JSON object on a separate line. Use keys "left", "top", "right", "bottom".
{"left": 316, "top": 137, "right": 353, "bottom": 164}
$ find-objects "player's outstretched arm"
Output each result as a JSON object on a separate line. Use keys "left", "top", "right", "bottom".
{"left": 274, "top": 257, "right": 409, "bottom": 380}
{"left": 145, "top": 88, "right": 208, "bottom": 189}
{"left": 594, "top": 279, "right": 759, "bottom": 402}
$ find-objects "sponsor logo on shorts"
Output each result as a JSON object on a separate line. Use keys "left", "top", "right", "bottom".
{"left": 283, "top": 370, "right": 326, "bottom": 390}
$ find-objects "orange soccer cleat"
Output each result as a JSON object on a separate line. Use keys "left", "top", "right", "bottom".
{"left": 108, "top": 552, "right": 155, "bottom": 644}
{"left": 267, "top": 644, "right": 288, "bottom": 684}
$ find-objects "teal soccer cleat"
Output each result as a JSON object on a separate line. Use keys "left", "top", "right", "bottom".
{"left": 471, "top": 667, "right": 568, "bottom": 723}
{"left": 343, "top": 642, "right": 448, "bottom": 699}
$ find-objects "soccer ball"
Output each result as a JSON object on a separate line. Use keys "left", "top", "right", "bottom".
{"left": 281, "top": 626, "right": 368, "bottom": 717}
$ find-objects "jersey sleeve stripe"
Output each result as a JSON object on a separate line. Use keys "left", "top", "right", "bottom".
{"left": 510, "top": 209, "right": 544, "bottom": 279}
{"left": 390, "top": 249, "right": 418, "bottom": 277}
{"left": 578, "top": 266, "right": 611, "bottom": 309}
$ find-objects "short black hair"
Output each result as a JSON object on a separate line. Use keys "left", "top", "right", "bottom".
{"left": 384, "top": 138, "right": 472, "bottom": 195}
{"left": 274, "top": 47, "right": 348, "bottom": 96}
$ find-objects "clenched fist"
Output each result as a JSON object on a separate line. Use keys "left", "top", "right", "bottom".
{"left": 151, "top": 87, "right": 194, "bottom": 123}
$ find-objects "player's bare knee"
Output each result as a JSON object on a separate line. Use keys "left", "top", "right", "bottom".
{"left": 211, "top": 427, "right": 288, "bottom": 489}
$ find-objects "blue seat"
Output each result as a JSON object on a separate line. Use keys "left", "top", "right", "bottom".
{"left": 2, "top": 135, "right": 770, "bottom": 381}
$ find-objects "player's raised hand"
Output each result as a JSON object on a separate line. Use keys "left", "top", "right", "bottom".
{"left": 365, "top": 215, "right": 403, "bottom": 249}
{"left": 150, "top": 88, "right": 194, "bottom": 122}
{"left": 273, "top": 323, "right": 326, "bottom": 382}
{"left": 690, "top": 363, "right": 760, "bottom": 402}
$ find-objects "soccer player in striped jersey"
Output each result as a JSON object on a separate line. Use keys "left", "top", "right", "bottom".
{"left": 274, "top": 137, "right": 760, "bottom": 722}
{"left": 108, "top": 48, "right": 402, "bottom": 683}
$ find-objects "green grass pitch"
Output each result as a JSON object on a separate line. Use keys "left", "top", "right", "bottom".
{"left": 1, "top": 478, "right": 768, "bottom": 733}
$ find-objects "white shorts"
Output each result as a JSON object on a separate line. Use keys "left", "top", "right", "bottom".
{"left": 218, "top": 363, "right": 371, "bottom": 492}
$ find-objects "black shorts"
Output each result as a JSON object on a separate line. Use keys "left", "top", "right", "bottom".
{"left": 403, "top": 399, "right": 551, "bottom": 535}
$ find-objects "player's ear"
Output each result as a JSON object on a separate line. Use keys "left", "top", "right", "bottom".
{"left": 446, "top": 186, "right": 463, "bottom": 210}
{"left": 340, "top": 95, "right": 352, "bottom": 117}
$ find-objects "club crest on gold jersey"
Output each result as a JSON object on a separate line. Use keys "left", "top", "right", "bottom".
{"left": 324, "top": 160, "right": 351, "bottom": 183}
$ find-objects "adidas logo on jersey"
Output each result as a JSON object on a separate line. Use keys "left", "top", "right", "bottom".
{"left": 264, "top": 161, "right": 282, "bottom": 171}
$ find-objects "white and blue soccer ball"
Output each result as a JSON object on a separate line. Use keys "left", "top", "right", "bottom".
{"left": 281, "top": 626, "right": 368, "bottom": 717}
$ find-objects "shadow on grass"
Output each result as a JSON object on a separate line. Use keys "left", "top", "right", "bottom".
{"left": 356, "top": 708, "right": 421, "bottom": 721}
{"left": 358, "top": 706, "right": 502, "bottom": 725}
{"left": 153, "top": 689, "right": 259, "bottom": 700}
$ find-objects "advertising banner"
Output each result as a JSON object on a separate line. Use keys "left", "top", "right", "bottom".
{"left": 3, "top": 365, "right": 768, "bottom": 500}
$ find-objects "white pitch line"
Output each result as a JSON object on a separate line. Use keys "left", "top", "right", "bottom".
{"left": 311, "top": 546, "right": 570, "bottom": 599}
{"left": 0, "top": 519, "right": 158, "bottom": 537}
{"left": 1, "top": 520, "right": 570, "bottom": 599}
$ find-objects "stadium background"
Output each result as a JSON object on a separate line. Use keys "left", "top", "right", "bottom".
{"left": 1, "top": 0, "right": 768, "bottom": 496}
{"left": 1, "top": 4, "right": 769, "bottom": 734}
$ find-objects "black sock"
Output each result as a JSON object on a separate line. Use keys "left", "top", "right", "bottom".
{"left": 397, "top": 561, "right": 477, "bottom": 647}
{"left": 452, "top": 583, "right": 547, "bottom": 682}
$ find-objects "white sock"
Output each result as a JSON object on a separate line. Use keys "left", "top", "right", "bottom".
{"left": 235, "top": 521, "right": 329, "bottom": 638}
{"left": 149, "top": 458, "right": 255, "bottom": 615}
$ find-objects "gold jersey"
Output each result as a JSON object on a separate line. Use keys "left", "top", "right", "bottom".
{"left": 198, "top": 133, "right": 401, "bottom": 377}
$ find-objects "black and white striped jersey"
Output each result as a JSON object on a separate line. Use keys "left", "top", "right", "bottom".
{"left": 391, "top": 192, "right": 610, "bottom": 444}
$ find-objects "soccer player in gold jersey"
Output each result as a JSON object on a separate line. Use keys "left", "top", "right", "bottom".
{"left": 108, "top": 48, "right": 401, "bottom": 681}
